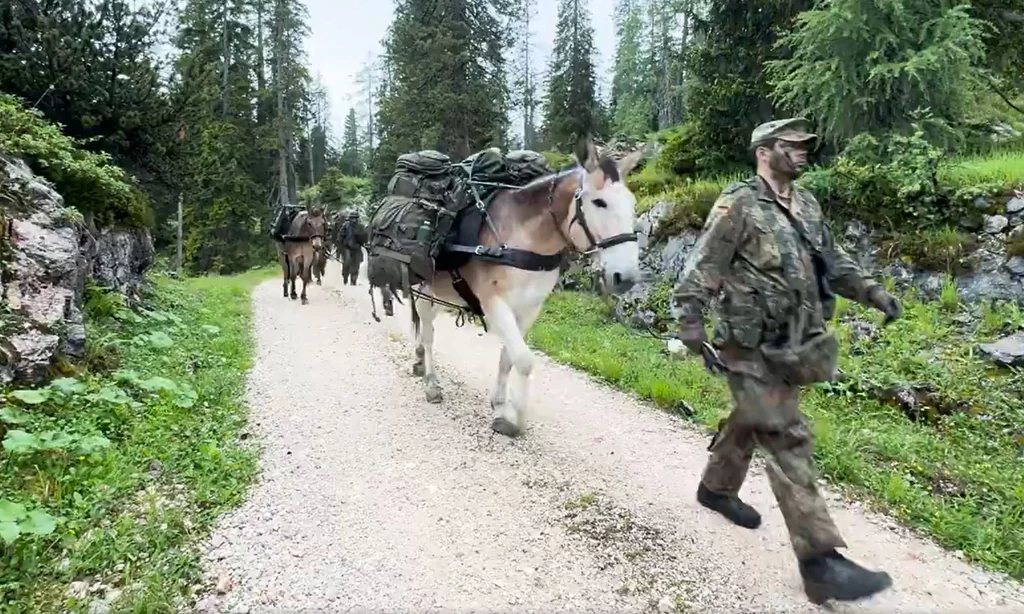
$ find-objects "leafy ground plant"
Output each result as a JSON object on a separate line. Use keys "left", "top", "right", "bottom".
{"left": 0, "top": 269, "right": 271, "bottom": 613}
{"left": 528, "top": 290, "right": 1024, "bottom": 579}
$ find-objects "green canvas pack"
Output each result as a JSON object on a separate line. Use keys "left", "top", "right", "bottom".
{"left": 367, "top": 147, "right": 555, "bottom": 291}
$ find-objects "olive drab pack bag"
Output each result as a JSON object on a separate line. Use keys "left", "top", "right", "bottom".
{"left": 270, "top": 206, "right": 299, "bottom": 241}
{"left": 368, "top": 150, "right": 468, "bottom": 288}
{"left": 366, "top": 148, "right": 554, "bottom": 294}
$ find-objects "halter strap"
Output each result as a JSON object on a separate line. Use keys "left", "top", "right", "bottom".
{"left": 548, "top": 170, "right": 638, "bottom": 254}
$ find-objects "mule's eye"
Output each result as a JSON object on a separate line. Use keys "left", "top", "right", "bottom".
{"left": 593, "top": 198, "right": 608, "bottom": 208}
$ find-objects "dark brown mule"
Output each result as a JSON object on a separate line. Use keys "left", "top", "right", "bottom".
{"left": 278, "top": 209, "right": 327, "bottom": 304}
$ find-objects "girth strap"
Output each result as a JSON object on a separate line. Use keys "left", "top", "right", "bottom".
{"left": 450, "top": 268, "right": 487, "bottom": 328}
{"left": 445, "top": 244, "right": 564, "bottom": 272}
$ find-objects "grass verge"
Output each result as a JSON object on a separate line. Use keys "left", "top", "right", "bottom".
{"left": 528, "top": 289, "right": 1024, "bottom": 579}
{"left": 0, "top": 269, "right": 272, "bottom": 613}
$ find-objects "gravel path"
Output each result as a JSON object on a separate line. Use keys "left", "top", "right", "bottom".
{"left": 196, "top": 261, "right": 1024, "bottom": 613}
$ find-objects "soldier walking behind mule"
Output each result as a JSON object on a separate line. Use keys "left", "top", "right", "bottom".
{"left": 337, "top": 209, "right": 368, "bottom": 285}
{"left": 672, "top": 118, "right": 903, "bottom": 604}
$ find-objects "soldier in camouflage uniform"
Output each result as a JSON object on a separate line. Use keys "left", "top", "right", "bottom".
{"left": 337, "top": 209, "right": 368, "bottom": 285}
{"left": 672, "top": 118, "right": 903, "bottom": 604}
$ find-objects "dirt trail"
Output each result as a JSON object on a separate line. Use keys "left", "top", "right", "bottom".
{"left": 197, "top": 261, "right": 1024, "bottom": 613}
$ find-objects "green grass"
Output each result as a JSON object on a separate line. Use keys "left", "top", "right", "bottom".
{"left": 938, "top": 149, "right": 1024, "bottom": 188}
{"left": 0, "top": 269, "right": 272, "bottom": 612}
{"left": 630, "top": 148, "right": 1024, "bottom": 235}
{"left": 878, "top": 226, "right": 980, "bottom": 273}
{"left": 528, "top": 290, "right": 1024, "bottom": 579}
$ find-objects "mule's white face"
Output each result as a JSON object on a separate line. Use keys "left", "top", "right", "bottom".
{"left": 571, "top": 142, "right": 644, "bottom": 294}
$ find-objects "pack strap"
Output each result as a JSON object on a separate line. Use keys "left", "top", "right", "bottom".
{"left": 445, "top": 244, "right": 564, "bottom": 272}
{"left": 770, "top": 192, "right": 833, "bottom": 345}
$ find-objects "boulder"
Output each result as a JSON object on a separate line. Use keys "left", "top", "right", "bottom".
{"left": 984, "top": 214, "right": 1009, "bottom": 234}
{"left": 979, "top": 333, "right": 1024, "bottom": 368}
{"left": 1006, "top": 196, "right": 1024, "bottom": 215}
{"left": 1005, "top": 256, "right": 1024, "bottom": 278}
{"left": 1, "top": 156, "right": 153, "bottom": 384}
{"left": 91, "top": 227, "right": 155, "bottom": 299}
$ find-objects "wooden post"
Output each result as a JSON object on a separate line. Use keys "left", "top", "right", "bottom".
{"left": 176, "top": 192, "right": 183, "bottom": 276}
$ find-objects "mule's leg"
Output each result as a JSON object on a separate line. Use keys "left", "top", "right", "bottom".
{"left": 481, "top": 298, "right": 537, "bottom": 437}
{"left": 280, "top": 252, "right": 289, "bottom": 298}
{"left": 491, "top": 302, "right": 542, "bottom": 413}
{"left": 490, "top": 347, "right": 513, "bottom": 417}
{"left": 289, "top": 256, "right": 298, "bottom": 300}
{"left": 410, "top": 300, "right": 424, "bottom": 377}
{"left": 414, "top": 297, "right": 443, "bottom": 404}
{"left": 300, "top": 255, "right": 311, "bottom": 305}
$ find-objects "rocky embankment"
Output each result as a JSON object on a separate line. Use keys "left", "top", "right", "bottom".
{"left": 0, "top": 156, "right": 154, "bottom": 384}
{"left": 613, "top": 192, "right": 1024, "bottom": 368}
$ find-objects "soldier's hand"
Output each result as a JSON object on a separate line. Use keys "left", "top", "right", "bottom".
{"left": 868, "top": 286, "right": 903, "bottom": 323}
{"left": 677, "top": 322, "right": 708, "bottom": 357}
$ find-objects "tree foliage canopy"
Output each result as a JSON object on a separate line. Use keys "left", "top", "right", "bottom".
{"left": 768, "top": 0, "right": 988, "bottom": 147}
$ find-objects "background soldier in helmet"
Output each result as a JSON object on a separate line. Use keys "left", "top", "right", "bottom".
{"left": 337, "top": 209, "right": 368, "bottom": 285}
{"left": 672, "top": 118, "right": 903, "bottom": 605}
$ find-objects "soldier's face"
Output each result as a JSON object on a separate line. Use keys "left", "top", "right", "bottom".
{"left": 768, "top": 141, "right": 809, "bottom": 178}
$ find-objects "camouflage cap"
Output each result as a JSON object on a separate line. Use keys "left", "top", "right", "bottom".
{"left": 750, "top": 118, "right": 819, "bottom": 150}
{"left": 347, "top": 209, "right": 359, "bottom": 218}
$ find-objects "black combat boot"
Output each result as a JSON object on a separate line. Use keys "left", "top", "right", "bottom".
{"left": 696, "top": 483, "right": 762, "bottom": 529}
{"left": 799, "top": 549, "right": 893, "bottom": 604}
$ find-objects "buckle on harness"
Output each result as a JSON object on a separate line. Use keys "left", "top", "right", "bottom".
{"left": 474, "top": 245, "right": 486, "bottom": 256}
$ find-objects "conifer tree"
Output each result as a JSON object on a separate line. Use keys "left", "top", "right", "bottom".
{"left": 542, "top": 0, "right": 603, "bottom": 151}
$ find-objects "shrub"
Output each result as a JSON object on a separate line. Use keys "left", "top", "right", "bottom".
{"left": 1007, "top": 232, "right": 1024, "bottom": 258}
{"left": 541, "top": 150, "right": 575, "bottom": 170}
{"left": 650, "top": 178, "right": 732, "bottom": 239}
{"left": 0, "top": 94, "right": 151, "bottom": 228}
{"left": 878, "top": 227, "right": 979, "bottom": 273}
{"left": 627, "top": 164, "right": 680, "bottom": 204}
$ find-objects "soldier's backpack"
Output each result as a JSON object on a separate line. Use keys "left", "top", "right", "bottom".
{"left": 270, "top": 207, "right": 299, "bottom": 241}
{"left": 506, "top": 150, "right": 554, "bottom": 185}
{"left": 457, "top": 148, "right": 553, "bottom": 207}
{"left": 367, "top": 148, "right": 555, "bottom": 294}
{"left": 368, "top": 151, "right": 469, "bottom": 287}
{"left": 387, "top": 150, "right": 457, "bottom": 202}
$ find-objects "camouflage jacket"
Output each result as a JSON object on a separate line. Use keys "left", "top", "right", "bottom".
{"left": 672, "top": 176, "right": 879, "bottom": 372}
{"left": 337, "top": 221, "right": 368, "bottom": 249}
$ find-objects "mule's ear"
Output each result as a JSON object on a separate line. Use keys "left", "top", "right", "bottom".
{"left": 617, "top": 149, "right": 646, "bottom": 177}
{"left": 573, "top": 135, "right": 599, "bottom": 172}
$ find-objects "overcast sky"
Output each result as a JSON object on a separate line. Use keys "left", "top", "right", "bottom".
{"left": 304, "top": 0, "right": 618, "bottom": 138}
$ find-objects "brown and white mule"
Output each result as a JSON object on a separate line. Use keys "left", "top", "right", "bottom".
{"left": 409, "top": 139, "right": 644, "bottom": 437}
{"left": 277, "top": 209, "right": 327, "bottom": 305}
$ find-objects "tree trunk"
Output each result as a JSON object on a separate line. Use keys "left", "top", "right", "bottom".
{"left": 221, "top": 0, "right": 230, "bottom": 118}
{"left": 256, "top": 0, "right": 267, "bottom": 124}
{"left": 274, "top": 6, "right": 288, "bottom": 207}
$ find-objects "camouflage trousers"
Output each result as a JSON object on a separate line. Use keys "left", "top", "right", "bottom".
{"left": 702, "top": 372, "right": 846, "bottom": 560}
{"left": 339, "top": 248, "right": 363, "bottom": 285}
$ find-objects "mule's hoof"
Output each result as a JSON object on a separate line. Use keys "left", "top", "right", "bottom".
{"left": 412, "top": 362, "right": 425, "bottom": 377}
{"left": 491, "top": 417, "right": 521, "bottom": 438}
{"left": 301, "top": 297, "right": 309, "bottom": 305}
{"left": 316, "top": 280, "right": 322, "bottom": 286}
{"left": 425, "top": 386, "right": 443, "bottom": 404}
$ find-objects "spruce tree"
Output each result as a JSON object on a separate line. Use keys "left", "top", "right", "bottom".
{"left": 340, "top": 108, "right": 364, "bottom": 176}
{"left": 374, "top": 0, "right": 511, "bottom": 189}
{"left": 769, "top": 0, "right": 987, "bottom": 145}
{"left": 542, "top": 0, "right": 602, "bottom": 151}
{"left": 610, "top": 0, "right": 653, "bottom": 137}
